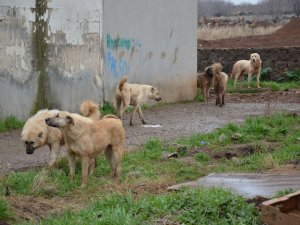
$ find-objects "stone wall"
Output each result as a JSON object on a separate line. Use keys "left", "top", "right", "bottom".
{"left": 198, "top": 47, "right": 300, "bottom": 79}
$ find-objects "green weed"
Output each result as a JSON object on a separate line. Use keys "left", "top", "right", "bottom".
{"left": 0, "top": 116, "right": 24, "bottom": 132}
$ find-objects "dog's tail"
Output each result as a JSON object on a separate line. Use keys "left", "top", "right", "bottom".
{"left": 118, "top": 76, "right": 127, "bottom": 91}
{"left": 211, "top": 63, "right": 222, "bottom": 74}
{"left": 80, "top": 100, "right": 101, "bottom": 119}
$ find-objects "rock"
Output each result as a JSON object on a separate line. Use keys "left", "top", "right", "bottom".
{"left": 232, "top": 133, "right": 243, "bottom": 140}
{"left": 127, "top": 171, "right": 141, "bottom": 178}
{"left": 232, "top": 157, "right": 240, "bottom": 165}
{"left": 218, "top": 134, "right": 227, "bottom": 143}
{"left": 43, "top": 185, "right": 58, "bottom": 195}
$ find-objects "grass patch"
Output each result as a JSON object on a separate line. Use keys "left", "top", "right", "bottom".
{"left": 0, "top": 116, "right": 24, "bottom": 133}
{"left": 1, "top": 113, "right": 299, "bottom": 224}
{"left": 20, "top": 188, "right": 259, "bottom": 225}
{"left": 100, "top": 101, "right": 116, "bottom": 116}
{"left": 0, "top": 198, "right": 13, "bottom": 221}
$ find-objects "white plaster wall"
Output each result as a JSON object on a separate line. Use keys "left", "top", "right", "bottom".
{"left": 102, "top": 0, "right": 197, "bottom": 103}
{"left": 46, "top": 0, "right": 103, "bottom": 113}
{"left": 0, "top": 0, "right": 36, "bottom": 119}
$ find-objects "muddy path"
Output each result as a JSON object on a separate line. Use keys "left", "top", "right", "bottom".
{"left": 0, "top": 91, "right": 299, "bottom": 176}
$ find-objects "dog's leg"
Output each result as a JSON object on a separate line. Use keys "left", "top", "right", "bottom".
{"left": 105, "top": 145, "right": 122, "bottom": 178}
{"left": 215, "top": 92, "right": 219, "bottom": 106}
{"left": 81, "top": 156, "right": 89, "bottom": 188}
{"left": 233, "top": 75, "right": 238, "bottom": 89}
{"left": 67, "top": 151, "right": 76, "bottom": 180}
{"left": 120, "top": 99, "right": 130, "bottom": 120}
{"left": 137, "top": 106, "right": 147, "bottom": 124}
{"left": 130, "top": 105, "right": 138, "bottom": 126}
{"left": 49, "top": 142, "right": 60, "bottom": 167}
{"left": 239, "top": 74, "right": 244, "bottom": 89}
{"left": 247, "top": 73, "right": 252, "bottom": 89}
{"left": 256, "top": 70, "right": 261, "bottom": 88}
{"left": 88, "top": 158, "right": 95, "bottom": 176}
{"left": 206, "top": 87, "right": 210, "bottom": 102}
{"left": 116, "top": 96, "right": 122, "bottom": 118}
{"left": 202, "top": 87, "right": 207, "bottom": 102}
{"left": 222, "top": 93, "right": 225, "bottom": 106}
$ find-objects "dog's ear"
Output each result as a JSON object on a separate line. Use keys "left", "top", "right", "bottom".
{"left": 151, "top": 86, "right": 155, "bottom": 93}
{"left": 66, "top": 116, "right": 74, "bottom": 125}
{"left": 205, "top": 66, "right": 213, "bottom": 77}
{"left": 38, "top": 132, "right": 43, "bottom": 138}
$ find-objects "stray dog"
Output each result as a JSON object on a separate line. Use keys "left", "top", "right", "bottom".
{"left": 21, "top": 101, "right": 101, "bottom": 166}
{"left": 212, "top": 63, "right": 228, "bottom": 107}
{"left": 115, "top": 76, "right": 162, "bottom": 125}
{"left": 197, "top": 65, "right": 214, "bottom": 102}
{"left": 231, "top": 53, "right": 262, "bottom": 89}
{"left": 45, "top": 111, "right": 125, "bottom": 188}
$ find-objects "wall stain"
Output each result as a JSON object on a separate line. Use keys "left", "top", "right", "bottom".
{"left": 173, "top": 47, "right": 179, "bottom": 64}
{"left": 31, "top": 0, "right": 49, "bottom": 115}
{"left": 161, "top": 52, "right": 166, "bottom": 59}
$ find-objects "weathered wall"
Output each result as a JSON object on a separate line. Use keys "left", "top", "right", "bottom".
{"left": 0, "top": 0, "right": 36, "bottom": 120}
{"left": 102, "top": 0, "right": 198, "bottom": 103}
{"left": 0, "top": 0, "right": 103, "bottom": 120}
{"left": 0, "top": 0, "right": 198, "bottom": 120}
{"left": 198, "top": 47, "right": 300, "bottom": 79}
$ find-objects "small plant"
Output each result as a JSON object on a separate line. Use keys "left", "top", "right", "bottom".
{"left": 274, "top": 188, "right": 294, "bottom": 198}
{"left": 195, "top": 152, "right": 211, "bottom": 162}
{"left": 278, "top": 70, "right": 300, "bottom": 83}
{"left": 100, "top": 101, "right": 116, "bottom": 115}
{"left": 0, "top": 116, "right": 24, "bottom": 132}
{"left": 260, "top": 67, "right": 272, "bottom": 81}
{"left": 0, "top": 198, "right": 12, "bottom": 221}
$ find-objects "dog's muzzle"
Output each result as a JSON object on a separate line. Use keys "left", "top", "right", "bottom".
{"left": 26, "top": 144, "right": 35, "bottom": 154}
{"left": 156, "top": 97, "right": 162, "bottom": 101}
{"left": 45, "top": 118, "right": 58, "bottom": 127}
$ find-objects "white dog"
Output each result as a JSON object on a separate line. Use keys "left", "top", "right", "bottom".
{"left": 231, "top": 53, "right": 262, "bottom": 89}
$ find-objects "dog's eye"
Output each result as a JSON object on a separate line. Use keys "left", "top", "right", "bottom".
{"left": 56, "top": 114, "right": 59, "bottom": 118}
{"left": 25, "top": 141, "right": 34, "bottom": 145}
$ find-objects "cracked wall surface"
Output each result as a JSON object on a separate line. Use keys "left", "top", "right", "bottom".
{"left": 0, "top": 0, "right": 197, "bottom": 120}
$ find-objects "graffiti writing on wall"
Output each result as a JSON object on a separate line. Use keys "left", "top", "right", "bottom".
{"left": 106, "top": 33, "right": 141, "bottom": 78}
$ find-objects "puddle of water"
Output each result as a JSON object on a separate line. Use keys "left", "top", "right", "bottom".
{"left": 168, "top": 173, "right": 300, "bottom": 198}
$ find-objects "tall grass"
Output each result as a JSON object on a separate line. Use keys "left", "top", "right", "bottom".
{"left": 198, "top": 24, "right": 281, "bottom": 40}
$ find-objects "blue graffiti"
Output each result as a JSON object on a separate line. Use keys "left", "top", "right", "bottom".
{"left": 107, "top": 50, "right": 118, "bottom": 78}
{"left": 107, "top": 50, "right": 130, "bottom": 78}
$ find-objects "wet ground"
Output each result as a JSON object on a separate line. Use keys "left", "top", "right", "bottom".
{"left": 0, "top": 90, "right": 299, "bottom": 175}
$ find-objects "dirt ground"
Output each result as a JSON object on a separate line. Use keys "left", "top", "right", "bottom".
{"left": 0, "top": 90, "right": 299, "bottom": 176}
{"left": 198, "top": 18, "right": 300, "bottom": 49}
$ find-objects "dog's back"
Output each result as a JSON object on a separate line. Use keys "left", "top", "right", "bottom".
{"left": 231, "top": 60, "right": 250, "bottom": 78}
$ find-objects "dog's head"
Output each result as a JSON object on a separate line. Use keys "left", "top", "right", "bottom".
{"left": 250, "top": 53, "right": 261, "bottom": 64}
{"left": 45, "top": 112, "right": 74, "bottom": 129}
{"left": 205, "top": 66, "right": 213, "bottom": 77}
{"left": 148, "top": 86, "right": 162, "bottom": 101}
{"left": 21, "top": 127, "right": 46, "bottom": 154}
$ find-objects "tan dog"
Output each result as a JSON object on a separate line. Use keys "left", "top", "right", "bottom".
{"left": 21, "top": 101, "right": 101, "bottom": 166}
{"left": 45, "top": 111, "right": 125, "bottom": 188}
{"left": 231, "top": 53, "right": 262, "bottom": 89}
{"left": 197, "top": 65, "right": 214, "bottom": 102}
{"left": 115, "top": 76, "right": 162, "bottom": 125}
{"left": 212, "top": 63, "right": 228, "bottom": 107}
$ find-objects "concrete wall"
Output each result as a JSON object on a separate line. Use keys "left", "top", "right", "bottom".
{"left": 0, "top": 0, "right": 103, "bottom": 120}
{"left": 198, "top": 47, "right": 300, "bottom": 79}
{"left": 102, "top": 0, "right": 198, "bottom": 103}
{"left": 0, "top": 0, "right": 197, "bottom": 120}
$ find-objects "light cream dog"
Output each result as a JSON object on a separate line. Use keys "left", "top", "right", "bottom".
{"left": 115, "top": 76, "right": 162, "bottom": 125}
{"left": 231, "top": 53, "right": 262, "bottom": 89}
{"left": 21, "top": 101, "right": 101, "bottom": 166}
{"left": 45, "top": 111, "right": 125, "bottom": 188}
{"left": 212, "top": 63, "right": 228, "bottom": 107}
